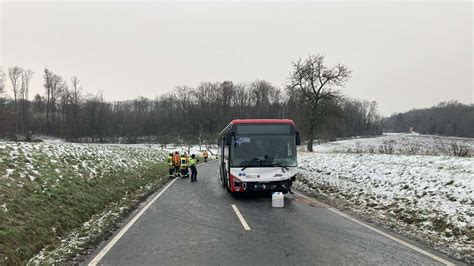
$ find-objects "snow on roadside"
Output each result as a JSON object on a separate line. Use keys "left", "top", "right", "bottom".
{"left": 295, "top": 151, "right": 474, "bottom": 262}
{"left": 0, "top": 141, "right": 168, "bottom": 264}
{"left": 0, "top": 140, "right": 215, "bottom": 187}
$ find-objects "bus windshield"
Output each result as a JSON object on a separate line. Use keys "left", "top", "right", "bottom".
{"left": 230, "top": 134, "right": 296, "bottom": 167}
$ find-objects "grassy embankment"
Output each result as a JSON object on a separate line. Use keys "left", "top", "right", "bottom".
{"left": 0, "top": 142, "right": 168, "bottom": 264}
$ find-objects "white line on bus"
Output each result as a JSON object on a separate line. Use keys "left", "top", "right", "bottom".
{"left": 231, "top": 204, "right": 251, "bottom": 231}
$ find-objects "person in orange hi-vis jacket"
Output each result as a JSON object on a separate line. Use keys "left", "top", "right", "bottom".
{"left": 173, "top": 151, "right": 181, "bottom": 177}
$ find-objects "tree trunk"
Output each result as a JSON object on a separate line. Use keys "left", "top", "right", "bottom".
{"left": 14, "top": 96, "right": 18, "bottom": 134}
{"left": 306, "top": 113, "right": 316, "bottom": 152}
{"left": 306, "top": 138, "right": 314, "bottom": 152}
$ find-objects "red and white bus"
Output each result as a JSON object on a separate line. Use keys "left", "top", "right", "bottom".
{"left": 218, "top": 119, "right": 301, "bottom": 194}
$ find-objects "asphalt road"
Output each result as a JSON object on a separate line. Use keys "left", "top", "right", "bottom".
{"left": 87, "top": 160, "right": 457, "bottom": 265}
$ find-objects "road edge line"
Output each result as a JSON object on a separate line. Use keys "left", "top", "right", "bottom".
{"left": 231, "top": 204, "right": 251, "bottom": 231}
{"left": 327, "top": 207, "right": 454, "bottom": 266}
{"left": 88, "top": 177, "right": 179, "bottom": 266}
{"left": 292, "top": 191, "right": 453, "bottom": 266}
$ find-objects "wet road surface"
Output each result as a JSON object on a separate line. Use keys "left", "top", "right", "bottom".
{"left": 87, "top": 160, "right": 457, "bottom": 265}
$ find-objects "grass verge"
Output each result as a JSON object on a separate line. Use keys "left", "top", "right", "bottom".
{"left": 0, "top": 142, "right": 167, "bottom": 264}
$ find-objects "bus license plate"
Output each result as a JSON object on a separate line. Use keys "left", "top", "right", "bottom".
{"left": 254, "top": 183, "right": 268, "bottom": 190}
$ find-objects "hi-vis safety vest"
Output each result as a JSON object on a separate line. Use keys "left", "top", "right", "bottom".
{"left": 203, "top": 151, "right": 208, "bottom": 158}
{"left": 167, "top": 156, "right": 174, "bottom": 166}
{"left": 189, "top": 158, "right": 197, "bottom": 166}
{"left": 174, "top": 154, "right": 180, "bottom": 165}
{"left": 180, "top": 156, "right": 188, "bottom": 167}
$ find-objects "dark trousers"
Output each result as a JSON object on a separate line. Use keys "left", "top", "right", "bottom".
{"left": 168, "top": 166, "right": 174, "bottom": 177}
{"left": 190, "top": 166, "right": 197, "bottom": 181}
{"left": 180, "top": 167, "right": 189, "bottom": 178}
{"left": 174, "top": 165, "right": 180, "bottom": 174}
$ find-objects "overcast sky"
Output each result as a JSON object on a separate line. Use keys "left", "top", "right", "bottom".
{"left": 1, "top": 1, "right": 472, "bottom": 116}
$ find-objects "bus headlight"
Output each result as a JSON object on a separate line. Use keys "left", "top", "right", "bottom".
{"left": 233, "top": 177, "right": 243, "bottom": 187}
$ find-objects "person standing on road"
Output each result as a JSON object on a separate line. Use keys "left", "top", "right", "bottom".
{"left": 202, "top": 150, "right": 208, "bottom": 162}
{"left": 167, "top": 153, "right": 174, "bottom": 178}
{"left": 173, "top": 151, "right": 181, "bottom": 177}
{"left": 180, "top": 153, "right": 189, "bottom": 178}
{"left": 189, "top": 154, "right": 199, "bottom": 182}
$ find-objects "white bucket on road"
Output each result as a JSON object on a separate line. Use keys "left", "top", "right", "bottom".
{"left": 272, "top": 192, "right": 284, "bottom": 208}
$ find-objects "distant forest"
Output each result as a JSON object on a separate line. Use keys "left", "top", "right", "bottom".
{"left": 3, "top": 57, "right": 471, "bottom": 146}
{"left": 0, "top": 57, "right": 381, "bottom": 148}
{"left": 383, "top": 101, "right": 474, "bottom": 138}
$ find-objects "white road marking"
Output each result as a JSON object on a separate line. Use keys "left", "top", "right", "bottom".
{"left": 293, "top": 191, "right": 454, "bottom": 266}
{"left": 88, "top": 177, "right": 179, "bottom": 266}
{"left": 231, "top": 204, "right": 251, "bottom": 231}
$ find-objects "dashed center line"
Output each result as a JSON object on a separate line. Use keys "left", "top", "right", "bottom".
{"left": 231, "top": 204, "right": 251, "bottom": 231}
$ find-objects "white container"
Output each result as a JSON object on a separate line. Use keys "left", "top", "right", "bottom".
{"left": 272, "top": 192, "right": 284, "bottom": 208}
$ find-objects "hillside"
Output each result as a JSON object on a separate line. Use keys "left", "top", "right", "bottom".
{"left": 0, "top": 141, "right": 167, "bottom": 264}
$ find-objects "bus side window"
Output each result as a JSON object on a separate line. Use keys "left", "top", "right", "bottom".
{"left": 288, "top": 140, "right": 294, "bottom": 156}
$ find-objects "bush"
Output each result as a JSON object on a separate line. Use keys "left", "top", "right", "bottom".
{"left": 378, "top": 141, "right": 394, "bottom": 154}
{"left": 450, "top": 143, "right": 470, "bottom": 157}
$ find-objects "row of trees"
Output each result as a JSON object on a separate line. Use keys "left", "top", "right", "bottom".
{"left": 383, "top": 101, "right": 474, "bottom": 138}
{"left": 0, "top": 55, "right": 383, "bottom": 148}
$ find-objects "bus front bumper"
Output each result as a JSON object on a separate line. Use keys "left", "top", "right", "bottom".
{"left": 234, "top": 178, "right": 293, "bottom": 193}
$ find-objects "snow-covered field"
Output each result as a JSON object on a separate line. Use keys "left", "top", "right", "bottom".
{"left": 295, "top": 134, "right": 474, "bottom": 263}
{"left": 312, "top": 133, "right": 474, "bottom": 157}
{"left": 0, "top": 141, "right": 167, "bottom": 184}
{"left": 120, "top": 143, "right": 219, "bottom": 158}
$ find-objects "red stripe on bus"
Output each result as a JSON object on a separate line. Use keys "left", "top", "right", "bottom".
{"left": 230, "top": 119, "right": 294, "bottom": 125}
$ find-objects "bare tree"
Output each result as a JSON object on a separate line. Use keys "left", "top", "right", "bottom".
{"left": 43, "top": 68, "right": 53, "bottom": 135}
{"left": 219, "top": 81, "right": 234, "bottom": 122}
{"left": 70, "top": 76, "right": 82, "bottom": 139}
{"left": 0, "top": 67, "right": 6, "bottom": 131}
{"left": 287, "top": 55, "right": 351, "bottom": 151}
{"left": 20, "top": 70, "right": 33, "bottom": 134}
{"left": 50, "top": 74, "right": 62, "bottom": 133}
{"left": 8, "top": 66, "right": 24, "bottom": 133}
{"left": 0, "top": 67, "right": 6, "bottom": 95}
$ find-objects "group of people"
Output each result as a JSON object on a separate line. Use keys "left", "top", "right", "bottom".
{"left": 167, "top": 150, "right": 209, "bottom": 182}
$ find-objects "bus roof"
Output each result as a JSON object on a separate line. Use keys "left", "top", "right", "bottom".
{"left": 230, "top": 119, "right": 294, "bottom": 125}
{"left": 219, "top": 119, "right": 295, "bottom": 135}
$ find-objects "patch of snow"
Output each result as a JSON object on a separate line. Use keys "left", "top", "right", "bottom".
{"left": 4, "top": 169, "right": 14, "bottom": 177}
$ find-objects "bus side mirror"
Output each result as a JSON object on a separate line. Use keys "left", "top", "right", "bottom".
{"left": 295, "top": 131, "right": 301, "bottom": 145}
{"left": 225, "top": 132, "right": 233, "bottom": 146}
